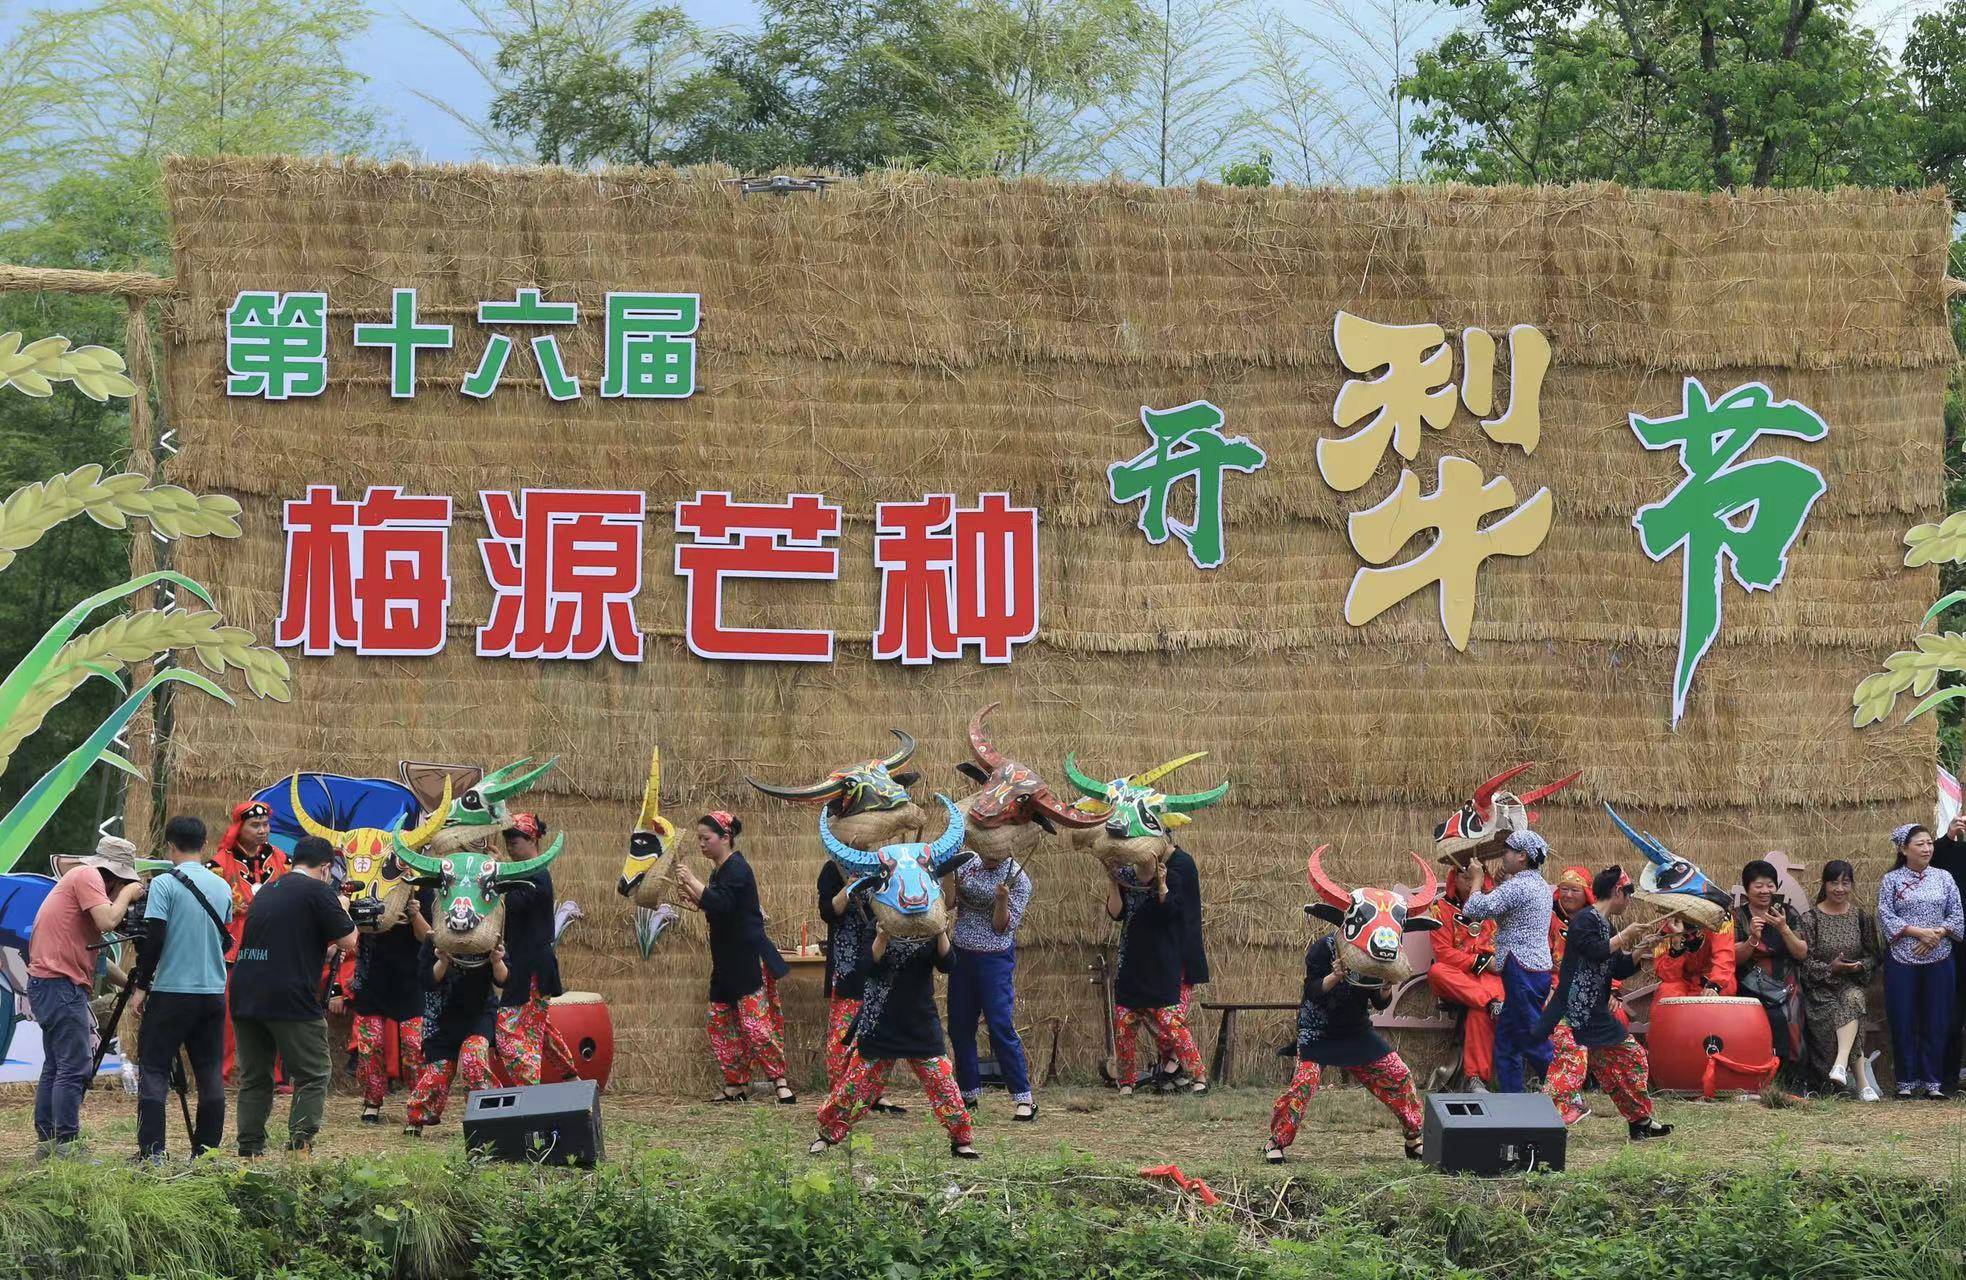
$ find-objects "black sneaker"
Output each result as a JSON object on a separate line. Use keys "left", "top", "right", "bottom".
{"left": 1629, "top": 1118, "right": 1674, "bottom": 1141}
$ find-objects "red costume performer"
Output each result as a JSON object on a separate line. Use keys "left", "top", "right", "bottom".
{"left": 1650, "top": 923, "right": 1738, "bottom": 998}
{"left": 209, "top": 800, "right": 288, "bottom": 1081}
{"left": 1426, "top": 865, "right": 1504, "bottom": 1087}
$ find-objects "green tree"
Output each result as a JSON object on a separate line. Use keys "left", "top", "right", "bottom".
{"left": 479, "top": 0, "right": 1154, "bottom": 177}
{"left": 0, "top": 0, "right": 381, "bottom": 867}
{"left": 1401, "top": 0, "right": 1958, "bottom": 191}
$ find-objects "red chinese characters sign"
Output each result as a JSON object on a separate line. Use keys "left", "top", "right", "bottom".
{"left": 274, "top": 486, "right": 1043, "bottom": 667}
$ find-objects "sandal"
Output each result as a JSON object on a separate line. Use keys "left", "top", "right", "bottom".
{"left": 1264, "top": 1143, "right": 1286, "bottom": 1165}
{"left": 1116, "top": 1085, "right": 1134, "bottom": 1097}
{"left": 1404, "top": 1133, "right": 1424, "bottom": 1161}
{"left": 401, "top": 1125, "right": 423, "bottom": 1139}
{"left": 808, "top": 1137, "right": 834, "bottom": 1156}
{"left": 871, "top": 1100, "right": 909, "bottom": 1116}
{"left": 1012, "top": 1102, "right": 1037, "bottom": 1123}
{"left": 774, "top": 1080, "right": 799, "bottom": 1105}
{"left": 713, "top": 1086, "right": 750, "bottom": 1104}
{"left": 1188, "top": 1081, "right": 1209, "bottom": 1096}
{"left": 950, "top": 1141, "right": 980, "bottom": 1160}
{"left": 360, "top": 1106, "right": 382, "bottom": 1126}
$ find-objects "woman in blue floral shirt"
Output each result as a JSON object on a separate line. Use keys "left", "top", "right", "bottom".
{"left": 1877, "top": 824, "right": 1965, "bottom": 1099}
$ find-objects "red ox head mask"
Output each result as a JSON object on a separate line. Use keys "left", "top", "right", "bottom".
{"left": 1433, "top": 763, "right": 1580, "bottom": 866}
{"left": 953, "top": 704, "right": 1103, "bottom": 861}
{"left": 1305, "top": 845, "right": 1441, "bottom": 987}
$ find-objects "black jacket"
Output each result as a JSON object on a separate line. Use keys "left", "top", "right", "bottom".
{"left": 700, "top": 852, "right": 770, "bottom": 1004}
{"left": 1114, "top": 866, "right": 1186, "bottom": 1010}
{"left": 1291, "top": 934, "right": 1393, "bottom": 1067}
{"left": 417, "top": 939, "right": 499, "bottom": 1063}
{"left": 1166, "top": 846, "right": 1210, "bottom": 986}
{"left": 1534, "top": 906, "right": 1638, "bottom": 1049}
{"left": 496, "top": 870, "right": 563, "bottom": 1008}
{"left": 852, "top": 936, "right": 952, "bottom": 1060}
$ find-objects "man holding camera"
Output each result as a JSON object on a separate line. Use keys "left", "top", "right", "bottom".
{"left": 228, "top": 835, "right": 357, "bottom": 1156}
{"left": 129, "top": 815, "right": 234, "bottom": 1161}
{"left": 26, "top": 836, "right": 145, "bottom": 1155}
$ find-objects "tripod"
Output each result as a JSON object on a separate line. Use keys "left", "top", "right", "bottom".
{"left": 89, "top": 937, "right": 195, "bottom": 1149}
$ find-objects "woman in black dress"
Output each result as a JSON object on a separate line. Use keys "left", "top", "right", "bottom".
{"left": 676, "top": 811, "right": 795, "bottom": 1104}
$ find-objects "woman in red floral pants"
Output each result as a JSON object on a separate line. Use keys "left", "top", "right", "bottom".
{"left": 677, "top": 812, "right": 794, "bottom": 1103}
{"left": 812, "top": 927, "right": 975, "bottom": 1157}
{"left": 1268, "top": 933, "right": 1423, "bottom": 1162}
{"left": 403, "top": 942, "right": 502, "bottom": 1134}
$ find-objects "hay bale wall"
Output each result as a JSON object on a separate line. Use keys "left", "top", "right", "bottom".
{"left": 144, "top": 157, "right": 1954, "bottom": 1092}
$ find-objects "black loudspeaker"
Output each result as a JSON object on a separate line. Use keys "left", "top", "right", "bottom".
{"left": 1421, "top": 1092, "right": 1566, "bottom": 1174}
{"left": 462, "top": 1080, "right": 604, "bottom": 1167}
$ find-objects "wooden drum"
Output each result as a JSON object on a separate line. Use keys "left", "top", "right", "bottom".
{"left": 543, "top": 991, "right": 615, "bottom": 1092}
{"left": 1647, "top": 996, "right": 1777, "bottom": 1096}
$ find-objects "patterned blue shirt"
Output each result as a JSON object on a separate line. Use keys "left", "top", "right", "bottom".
{"left": 1877, "top": 866, "right": 1966, "bottom": 966}
{"left": 952, "top": 858, "right": 1032, "bottom": 953}
{"left": 1461, "top": 869, "right": 1554, "bottom": 971}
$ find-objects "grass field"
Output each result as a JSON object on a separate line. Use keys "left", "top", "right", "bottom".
{"left": 6, "top": 1076, "right": 1966, "bottom": 1177}
{"left": 4, "top": 1082, "right": 1966, "bottom": 1279}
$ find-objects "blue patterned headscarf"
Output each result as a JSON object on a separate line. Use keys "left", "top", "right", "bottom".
{"left": 1505, "top": 829, "right": 1549, "bottom": 868}
{"left": 1891, "top": 823, "right": 1920, "bottom": 850}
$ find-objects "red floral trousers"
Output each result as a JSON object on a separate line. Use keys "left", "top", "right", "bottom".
{"left": 1270, "top": 1052, "right": 1423, "bottom": 1148}
{"left": 816, "top": 1054, "right": 971, "bottom": 1145}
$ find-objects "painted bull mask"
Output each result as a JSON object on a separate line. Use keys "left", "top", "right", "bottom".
{"left": 1061, "top": 751, "right": 1229, "bottom": 880}
{"left": 1433, "top": 763, "right": 1581, "bottom": 866}
{"left": 1304, "top": 845, "right": 1441, "bottom": 988}
{"left": 1604, "top": 802, "right": 1733, "bottom": 932}
{"left": 817, "top": 793, "right": 969, "bottom": 938}
{"left": 618, "top": 746, "right": 680, "bottom": 909}
{"left": 953, "top": 704, "right": 1103, "bottom": 862}
{"left": 421, "top": 756, "right": 559, "bottom": 858}
{"left": 748, "top": 730, "right": 925, "bottom": 851}
{"left": 391, "top": 825, "right": 566, "bottom": 964}
{"left": 290, "top": 772, "right": 449, "bottom": 933}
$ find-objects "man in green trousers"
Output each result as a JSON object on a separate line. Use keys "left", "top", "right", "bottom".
{"left": 227, "top": 835, "right": 357, "bottom": 1155}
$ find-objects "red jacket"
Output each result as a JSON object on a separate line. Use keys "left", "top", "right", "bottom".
{"left": 209, "top": 844, "right": 289, "bottom": 963}
{"left": 1431, "top": 892, "right": 1497, "bottom": 975}
{"left": 1653, "top": 926, "right": 1738, "bottom": 995}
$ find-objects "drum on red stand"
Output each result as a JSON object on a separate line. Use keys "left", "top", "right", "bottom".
{"left": 542, "top": 991, "right": 614, "bottom": 1092}
{"left": 1647, "top": 995, "right": 1776, "bottom": 1095}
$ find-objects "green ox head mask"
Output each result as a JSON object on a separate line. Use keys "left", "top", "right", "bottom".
{"left": 391, "top": 756, "right": 563, "bottom": 963}
{"left": 1061, "top": 751, "right": 1229, "bottom": 881}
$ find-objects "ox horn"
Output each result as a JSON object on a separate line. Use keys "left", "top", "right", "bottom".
{"left": 1033, "top": 785, "right": 1107, "bottom": 830}
{"left": 968, "top": 704, "right": 1008, "bottom": 771}
{"left": 1471, "top": 762, "right": 1535, "bottom": 820}
{"left": 479, "top": 756, "right": 558, "bottom": 806}
{"left": 882, "top": 729, "right": 917, "bottom": 771}
{"left": 817, "top": 806, "right": 883, "bottom": 876}
{"left": 1129, "top": 751, "right": 1209, "bottom": 789}
{"left": 1520, "top": 769, "right": 1582, "bottom": 807}
{"left": 390, "top": 829, "right": 445, "bottom": 878}
{"left": 495, "top": 833, "right": 565, "bottom": 882}
{"left": 289, "top": 773, "right": 345, "bottom": 845}
{"left": 1306, "top": 844, "right": 1352, "bottom": 908}
{"left": 747, "top": 772, "right": 847, "bottom": 803}
{"left": 1061, "top": 752, "right": 1110, "bottom": 803}
{"left": 1403, "top": 851, "right": 1439, "bottom": 911}
{"left": 925, "top": 793, "right": 968, "bottom": 872}
{"left": 399, "top": 774, "right": 452, "bottom": 850}
{"left": 1162, "top": 779, "right": 1230, "bottom": 812}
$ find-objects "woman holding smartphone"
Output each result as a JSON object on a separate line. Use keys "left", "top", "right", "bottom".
{"left": 1798, "top": 860, "right": 1879, "bottom": 1097}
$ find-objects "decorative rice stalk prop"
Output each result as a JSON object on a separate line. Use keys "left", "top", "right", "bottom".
{"left": 0, "top": 592, "right": 291, "bottom": 774}
{"left": 0, "top": 463, "right": 240, "bottom": 572}
{"left": 1852, "top": 517, "right": 1966, "bottom": 726}
{"left": 0, "top": 332, "right": 137, "bottom": 401}
{"left": 0, "top": 668, "right": 232, "bottom": 872}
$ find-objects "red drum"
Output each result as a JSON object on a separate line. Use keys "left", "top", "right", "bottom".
{"left": 1647, "top": 996, "right": 1777, "bottom": 1096}
{"left": 542, "top": 991, "right": 615, "bottom": 1092}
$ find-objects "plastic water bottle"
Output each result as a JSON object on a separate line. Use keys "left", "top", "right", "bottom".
{"left": 120, "top": 1059, "right": 139, "bottom": 1094}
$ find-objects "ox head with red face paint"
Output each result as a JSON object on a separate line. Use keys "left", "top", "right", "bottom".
{"left": 1304, "top": 845, "right": 1442, "bottom": 987}
{"left": 953, "top": 704, "right": 1104, "bottom": 862}
{"left": 1433, "top": 763, "right": 1581, "bottom": 867}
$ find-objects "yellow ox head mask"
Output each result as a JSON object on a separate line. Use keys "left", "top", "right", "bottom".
{"left": 290, "top": 772, "right": 449, "bottom": 933}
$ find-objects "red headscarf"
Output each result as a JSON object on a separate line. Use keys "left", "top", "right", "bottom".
{"left": 1555, "top": 864, "right": 1595, "bottom": 906}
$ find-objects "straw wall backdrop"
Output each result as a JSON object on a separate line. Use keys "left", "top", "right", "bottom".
{"left": 140, "top": 156, "right": 1956, "bottom": 1093}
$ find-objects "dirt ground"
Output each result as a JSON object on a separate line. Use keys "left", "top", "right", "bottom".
{"left": 7, "top": 1077, "right": 1966, "bottom": 1178}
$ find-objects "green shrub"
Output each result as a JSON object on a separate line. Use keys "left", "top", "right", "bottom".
{"left": 1, "top": 1144, "right": 1961, "bottom": 1280}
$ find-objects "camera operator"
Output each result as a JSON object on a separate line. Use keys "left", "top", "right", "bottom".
{"left": 228, "top": 835, "right": 356, "bottom": 1156}
{"left": 26, "top": 836, "right": 144, "bottom": 1156}
{"left": 128, "top": 816, "right": 234, "bottom": 1161}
